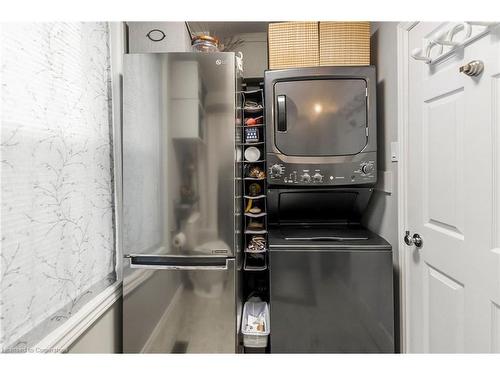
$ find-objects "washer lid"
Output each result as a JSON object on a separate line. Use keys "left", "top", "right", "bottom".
{"left": 268, "top": 225, "right": 392, "bottom": 251}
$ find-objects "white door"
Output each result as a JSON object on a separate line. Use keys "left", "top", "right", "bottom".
{"left": 405, "top": 22, "right": 500, "bottom": 352}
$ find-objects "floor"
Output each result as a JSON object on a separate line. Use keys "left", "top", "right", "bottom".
{"left": 146, "top": 275, "right": 235, "bottom": 353}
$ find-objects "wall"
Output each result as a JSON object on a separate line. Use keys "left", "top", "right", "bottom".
{"left": 362, "top": 21, "right": 400, "bottom": 349}
{"left": 68, "top": 299, "right": 122, "bottom": 353}
{"left": 127, "top": 22, "right": 191, "bottom": 53}
{"left": 232, "top": 32, "right": 268, "bottom": 78}
{"left": 363, "top": 22, "right": 399, "bottom": 249}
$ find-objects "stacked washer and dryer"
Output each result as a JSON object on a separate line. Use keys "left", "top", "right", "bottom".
{"left": 264, "top": 67, "right": 395, "bottom": 353}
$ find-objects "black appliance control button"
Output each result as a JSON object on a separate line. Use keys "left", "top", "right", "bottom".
{"left": 361, "top": 163, "right": 374, "bottom": 175}
{"left": 270, "top": 164, "right": 284, "bottom": 177}
{"left": 301, "top": 173, "right": 311, "bottom": 183}
{"left": 313, "top": 173, "right": 323, "bottom": 183}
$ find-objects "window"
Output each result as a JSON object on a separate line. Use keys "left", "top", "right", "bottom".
{"left": 0, "top": 22, "right": 116, "bottom": 351}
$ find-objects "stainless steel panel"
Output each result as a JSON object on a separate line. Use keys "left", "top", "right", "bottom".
{"left": 269, "top": 249, "right": 394, "bottom": 353}
{"left": 123, "top": 53, "right": 237, "bottom": 258}
{"left": 123, "top": 258, "right": 236, "bottom": 353}
{"left": 274, "top": 79, "right": 367, "bottom": 156}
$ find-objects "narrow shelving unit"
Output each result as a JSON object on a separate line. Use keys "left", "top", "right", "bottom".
{"left": 241, "top": 87, "right": 268, "bottom": 270}
{"left": 240, "top": 78, "right": 271, "bottom": 354}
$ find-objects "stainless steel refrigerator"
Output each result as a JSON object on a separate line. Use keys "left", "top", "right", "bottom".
{"left": 122, "top": 52, "right": 242, "bottom": 353}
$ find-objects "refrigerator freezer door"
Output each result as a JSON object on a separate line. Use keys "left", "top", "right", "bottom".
{"left": 123, "top": 52, "right": 238, "bottom": 259}
{"left": 123, "top": 258, "right": 236, "bottom": 353}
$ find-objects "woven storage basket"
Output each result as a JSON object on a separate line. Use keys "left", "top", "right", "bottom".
{"left": 319, "top": 22, "right": 370, "bottom": 66}
{"left": 268, "top": 22, "right": 319, "bottom": 69}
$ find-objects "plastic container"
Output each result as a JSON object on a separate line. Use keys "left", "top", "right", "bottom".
{"left": 241, "top": 300, "right": 270, "bottom": 348}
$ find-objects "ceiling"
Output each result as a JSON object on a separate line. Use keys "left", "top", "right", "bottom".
{"left": 187, "top": 22, "right": 269, "bottom": 38}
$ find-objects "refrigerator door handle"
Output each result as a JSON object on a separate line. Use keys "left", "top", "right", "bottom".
{"left": 125, "top": 255, "right": 232, "bottom": 270}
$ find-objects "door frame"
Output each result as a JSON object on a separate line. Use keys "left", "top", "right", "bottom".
{"left": 396, "top": 21, "right": 419, "bottom": 353}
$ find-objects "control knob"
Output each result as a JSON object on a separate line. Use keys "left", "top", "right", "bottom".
{"left": 313, "top": 173, "right": 323, "bottom": 183}
{"left": 270, "top": 164, "right": 284, "bottom": 177}
{"left": 301, "top": 173, "right": 311, "bottom": 183}
{"left": 361, "top": 163, "right": 374, "bottom": 175}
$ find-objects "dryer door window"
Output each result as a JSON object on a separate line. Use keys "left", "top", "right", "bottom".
{"left": 274, "top": 78, "right": 367, "bottom": 156}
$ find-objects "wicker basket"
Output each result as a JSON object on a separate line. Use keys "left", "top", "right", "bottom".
{"left": 268, "top": 22, "right": 319, "bottom": 69}
{"left": 319, "top": 22, "right": 370, "bottom": 66}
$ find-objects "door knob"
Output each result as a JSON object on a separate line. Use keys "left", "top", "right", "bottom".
{"left": 404, "top": 230, "right": 424, "bottom": 248}
{"left": 459, "top": 60, "right": 484, "bottom": 76}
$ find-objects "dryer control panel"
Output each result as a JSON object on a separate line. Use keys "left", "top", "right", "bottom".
{"left": 267, "top": 154, "right": 376, "bottom": 186}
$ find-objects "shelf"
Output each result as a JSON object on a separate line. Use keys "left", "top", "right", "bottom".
{"left": 244, "top": 195, "right": 266, "bottom": 199}
{"left": 243, "top": 266, "right": 267, "bottom": 272}
{"left": 244, "top": 248, "right": 268, "bottom": 254}
{"left": 243, "top": 253, "right": 267, "bottom": 271}
{"left": 244, "top": 212, "right": 267, "bottom": 218}
{"left": 244, "top": 177, "right": 266, "bottom": 181}
{"left": 238, "top": 160, "right": 266, "bottom": 164}
{"left": 245, "top": 229, "right": 268, "bottom": 235}
{"left": 240, "top": 88, "right": 263, "bottom": 95}
{"left": 236, "top": 124, "right": 265, "bottom": 129}
{"left": 237, "top": 105, "right": 263, "bottom": 111}
{"left": 238, "top": 142, "right": 265, "bottom": 146}
{"left": 242, "top": 78, "right": 264, "bottom": 89}
{"left": 243, "top": 107, "right": 264, "bottom": 113}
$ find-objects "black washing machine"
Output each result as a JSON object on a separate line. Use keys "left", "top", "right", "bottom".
{"left": 267, "top": 188, "right": 394, "bottom": 353}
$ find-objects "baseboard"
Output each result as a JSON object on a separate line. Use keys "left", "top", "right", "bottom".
{"left": 34, "top": 281, "right": 122, "bottom": 353}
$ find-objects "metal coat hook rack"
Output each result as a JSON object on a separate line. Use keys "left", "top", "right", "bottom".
{"left": 411, "top": 22, "right": 500, "bottom": 66}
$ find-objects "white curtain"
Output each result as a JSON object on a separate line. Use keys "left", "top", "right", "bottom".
{"left": 0, "top": 22, "right": 116, "bottom": 351}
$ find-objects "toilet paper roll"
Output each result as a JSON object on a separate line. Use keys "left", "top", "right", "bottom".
{"left": 172, "top": 232, "right": 186, "bottom": 249}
